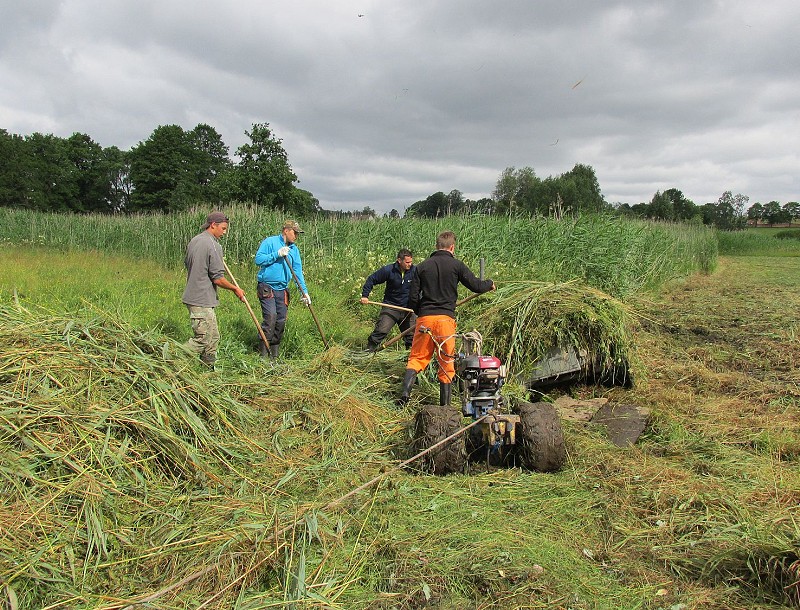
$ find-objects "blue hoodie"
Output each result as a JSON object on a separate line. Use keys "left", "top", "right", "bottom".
{"left": 254, "top": 234, "right": 308, "bottom": 293}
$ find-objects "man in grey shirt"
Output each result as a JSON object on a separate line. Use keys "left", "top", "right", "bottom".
{"left": 182, "top": 211, "right": 245, "bottom": 368}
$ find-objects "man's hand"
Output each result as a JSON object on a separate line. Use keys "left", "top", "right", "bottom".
{"left": 301, "top": 293, "right": 312, "bottom": 306}
{"left": 234, "top": 287, "right": 246, "bottom": 301}
{"left": 360, "top": 297, "right": 369, "bottom": 304}
{"left": 277, "top": 246, "right": 290, "bottom": 258}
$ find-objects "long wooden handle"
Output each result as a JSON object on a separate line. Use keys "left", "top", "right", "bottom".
{"left": 223, "top": 260, "right": 270, "bottom": 349}
{"left": 281, "top": 256, "right": 329, "bottom": 349}
{"left": 455, "top": 291, "right": 485, "bottom": 307}
{"left": 377, "top": 287, "right": 494, "bottom": 351}
{"left": 380, "top": 325, "right": 415, "bottom": 349}
{"left": 361, "top": 299, "right": 414, "bottom": 313}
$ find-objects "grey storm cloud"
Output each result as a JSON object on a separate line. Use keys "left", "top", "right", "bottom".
{"left": 0, "top": 0, "right": 798, "bottom": 212}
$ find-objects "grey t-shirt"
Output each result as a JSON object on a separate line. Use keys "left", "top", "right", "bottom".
{"left": 182, "top": 231, "right": 225, "bottom": 307}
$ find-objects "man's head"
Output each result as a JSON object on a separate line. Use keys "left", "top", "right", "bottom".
{"left": 281, "top": 219, "right": 304, "bottom": 244}
{"left": 396, "top": 248, "right": 413, "bottom": 271}
{"left": 203, "top": 211, "right": 229, "bottom": 238}
{"left": 436, "top": 231, "right": 456, "bottom": 252}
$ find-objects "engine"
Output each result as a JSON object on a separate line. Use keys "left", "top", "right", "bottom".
{"left": 458, "top": 354, "right": 506, "bottom": 418}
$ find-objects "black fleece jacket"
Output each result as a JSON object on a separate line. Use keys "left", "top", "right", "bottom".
{"left": 407, "top": 249, "right": 493, "bottom": 318}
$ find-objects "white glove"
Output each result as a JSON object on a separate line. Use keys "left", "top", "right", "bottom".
{"left": 301, "top": 293, "right": 312, "bottom": 306}
{"left": 277, "top": 246, "right": 290, "bottom": 258}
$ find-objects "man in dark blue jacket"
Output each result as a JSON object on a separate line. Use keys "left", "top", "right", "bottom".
{"left": 360, "top": 248, "right": 416, "bottom": 351}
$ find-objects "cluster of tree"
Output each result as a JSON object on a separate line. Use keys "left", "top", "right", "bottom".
{"left": 617, "top": 188, "right": 749, "bottom": 230}
{"left": 746, "top": 201, "right": 800, "bottom": 226}
{"left": 5, "top": 121, "right": 794, "bottom": 228}
{"left": 319, "top": 206, "right": 380, "bottom": 220}
{"left": 405, "top": 164, "right": 609, "bottom": 218}
{"left": 404, "top": 190, "right": 494, "bottom": 218}
{"left": 617, "top": 190, "right": 799, "bottom": 230}
{"left": 0, "top": 123, "right": 319, "bottom": 215}
{"left": 616, "top": 189, "right": 704, "bottom": 224}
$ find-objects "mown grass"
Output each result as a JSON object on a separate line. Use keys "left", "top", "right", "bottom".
{"left": 615, "top": 255, "right": 800, "bottom": 608}
{"left": 3, "top": 210, "right": 798, "bottom": 608}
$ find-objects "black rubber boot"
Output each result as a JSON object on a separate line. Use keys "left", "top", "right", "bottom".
{"left": 439, "top": 382, "right": 452, "bottom": 406}
{"left": 200, "top": 354, "right": 216, "bottom": 370}
{"left": 258, "top": 341, "right": 269, "bottom": 358}
{"left": 269, "top": 344, "right": 280, "bottom": 360}
{"left": 397, "top": 369, "right": 417, "bottom": 406}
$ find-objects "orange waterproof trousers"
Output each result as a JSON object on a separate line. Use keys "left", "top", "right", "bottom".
{"left": 407, "top": 315, "right": 457, "bottom": 383}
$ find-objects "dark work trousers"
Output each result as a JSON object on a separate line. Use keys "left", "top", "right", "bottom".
{"left": 367, "top": 307, "right": 416, "bottom": 350}
{"left": 258, "top": 283, "right": 288, "bottom": 346}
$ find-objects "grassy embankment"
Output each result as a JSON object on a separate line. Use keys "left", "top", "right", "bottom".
{"left": 1, "top": 208, "right": 799, "bottom": 609}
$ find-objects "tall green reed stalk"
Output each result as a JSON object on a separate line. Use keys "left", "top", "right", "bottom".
{"left": 0, "top": 207, "right": 717, "bottom": 299}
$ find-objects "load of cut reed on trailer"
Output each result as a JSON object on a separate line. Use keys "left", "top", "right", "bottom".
{"left": 463, "top": 279, "right": 635, "bottom": 385}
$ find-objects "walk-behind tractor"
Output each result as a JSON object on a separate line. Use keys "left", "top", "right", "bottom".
{"left": 410, "top": 329, "right": 566, "bottom": 475}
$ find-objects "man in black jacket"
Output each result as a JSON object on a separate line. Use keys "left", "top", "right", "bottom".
{"left": 360, "top": 248, "right": 416, "bottom": 351}
{"left": 399, "top": 231, "right": 495, "bottom": 406}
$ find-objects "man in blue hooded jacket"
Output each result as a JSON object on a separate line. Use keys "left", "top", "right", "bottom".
{"left": 254, "top": 219, "right": 310, "bottom": 359}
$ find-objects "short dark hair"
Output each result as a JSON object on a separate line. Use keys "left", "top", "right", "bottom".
{"left": 396, "top": 248, "right": 412, "bottom": 259}
{"left": 436, "top": 231, "right": 456, "bottom": 250}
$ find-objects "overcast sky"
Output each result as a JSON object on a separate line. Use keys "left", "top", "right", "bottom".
{"left": 1, "top": 1, "right": 798, "bottom": 213}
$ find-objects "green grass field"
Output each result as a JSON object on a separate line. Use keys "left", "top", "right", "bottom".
{"left": 717, "top": 226, "right": 800, "bottom": 256}
{"left": 1, "top": 210, "right": 799, "bottom": 609}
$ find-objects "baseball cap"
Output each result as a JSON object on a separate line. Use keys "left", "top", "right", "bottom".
{"left": 282, "top": 219, "right": 304, "bottom": 233}
{"left": 202, "top": 211, "right": 229, "bottom": 229}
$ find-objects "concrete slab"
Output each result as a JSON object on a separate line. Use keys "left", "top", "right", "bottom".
{"left": 590, "top": 403, "right": 650, "bottom": 446}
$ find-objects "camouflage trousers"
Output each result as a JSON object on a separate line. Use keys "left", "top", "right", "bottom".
{"left": 184, "top": 305, "right": 220, "bottom": 367}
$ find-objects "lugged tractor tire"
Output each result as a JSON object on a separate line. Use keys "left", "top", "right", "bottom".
{"left": 515, "top": 401, "right": 566, "bottom": 472}
{"left": 411, "top": 405, "right": 467, "bottom": 475}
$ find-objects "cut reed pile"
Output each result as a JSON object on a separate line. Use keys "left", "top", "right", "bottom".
{"left": 0, "top": 303, "right": 398, "bottom": 608}
{"left": 463, "top": 280, "right": 635, "bottom": 384}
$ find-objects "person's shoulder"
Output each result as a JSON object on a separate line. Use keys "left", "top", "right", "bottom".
{"left": 191, "top": 231, "right": 213, "bottom": 245}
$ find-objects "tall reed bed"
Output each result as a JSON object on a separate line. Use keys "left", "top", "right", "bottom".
{"left": 0, "top": 207, "right": 717, "bottom": 299}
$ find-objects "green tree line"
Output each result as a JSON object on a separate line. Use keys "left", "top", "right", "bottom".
{"left": 405, "top": 163, "right": 609, "bottom": 218}
{"left": 746, "top": 200, "right": 800, "bottom": 226}
{"left": 617, "top": 189, "right": 799, "bottom": 230}
{"left": 0, "top": 123, "right": 320, "bottom": 216}
{"left": 3, "top": 122, "right": 794, "bottom": 228}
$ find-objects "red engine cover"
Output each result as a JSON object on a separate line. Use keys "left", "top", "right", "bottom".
{"left": 478, "top": 356, "right": 502, "bottom": 369}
